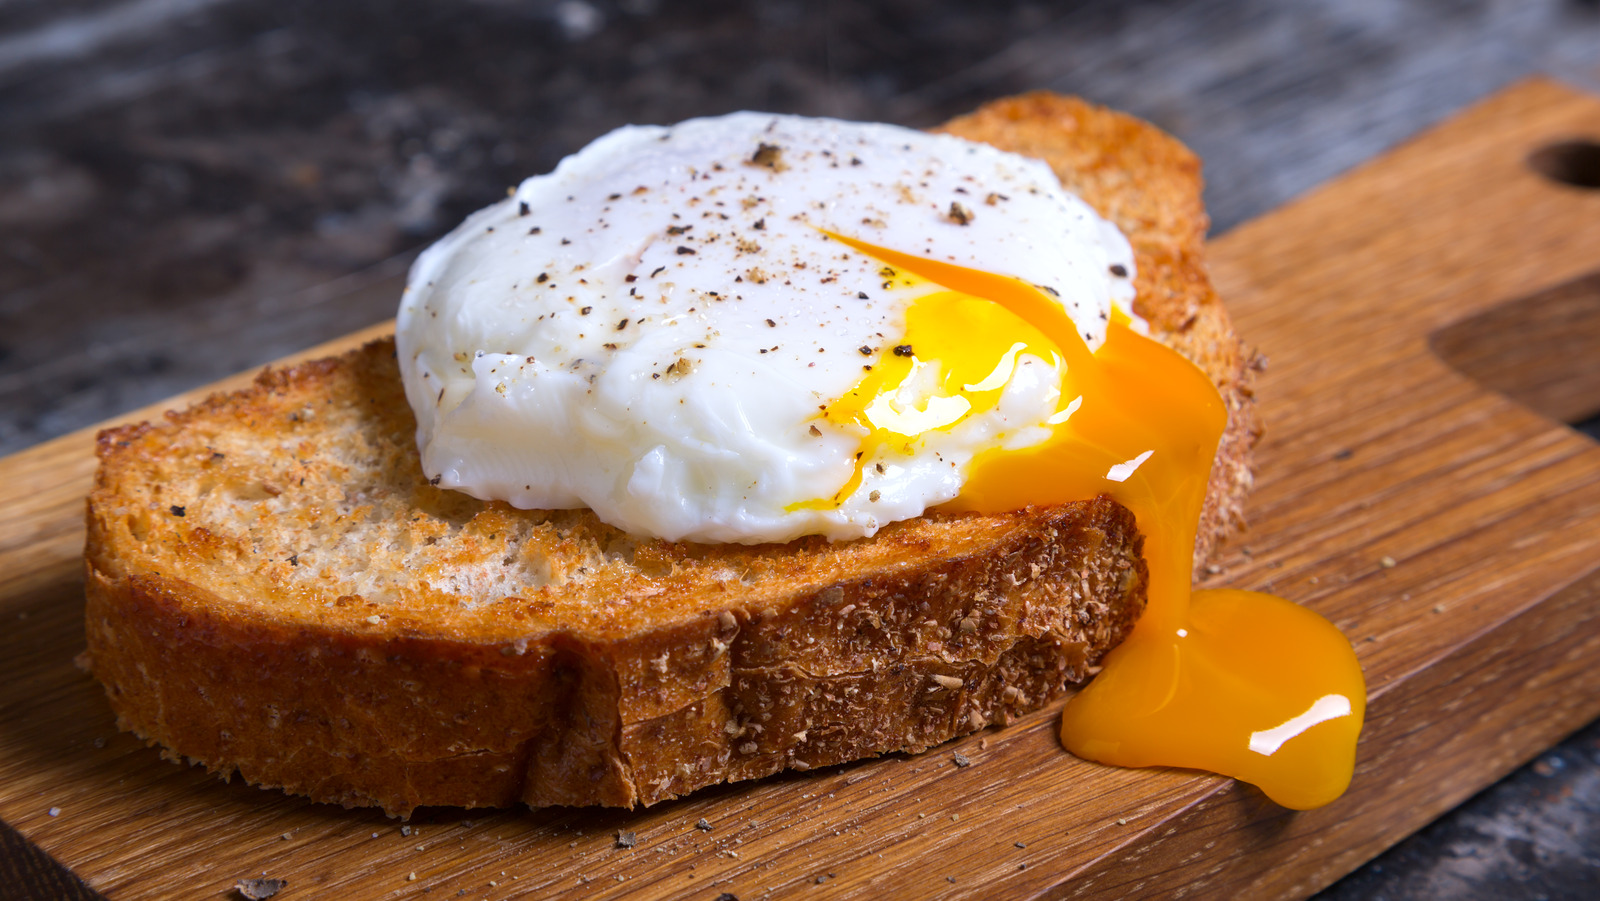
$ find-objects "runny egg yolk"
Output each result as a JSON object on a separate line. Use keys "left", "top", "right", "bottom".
{"left": 800, "top": 279, "right": 1061, "bottom": 509}
{"left": 820, "top": 233, "right": 1366, "bottom": 810}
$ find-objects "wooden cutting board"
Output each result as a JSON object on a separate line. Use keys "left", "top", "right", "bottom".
{"left": 2, "top": 79, "right": 1598, "bottom": 901}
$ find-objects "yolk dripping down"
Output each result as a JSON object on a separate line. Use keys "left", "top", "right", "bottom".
{"left": 821, "top": 233, "right": 1366, "bottom": 810}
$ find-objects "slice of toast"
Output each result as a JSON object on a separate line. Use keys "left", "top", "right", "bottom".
{"left": 83, "top": 94, "right": 1259, "bottom": 816}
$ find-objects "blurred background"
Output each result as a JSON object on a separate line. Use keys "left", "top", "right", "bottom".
{"left": 1, "top": 1, "right": 1597, "bottom": 897}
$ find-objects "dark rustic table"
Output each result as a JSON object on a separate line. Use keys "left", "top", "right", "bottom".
{"left": 2, "top": 1, "right": 1597, "bottom": 898}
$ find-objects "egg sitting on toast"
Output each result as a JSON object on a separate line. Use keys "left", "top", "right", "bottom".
{"left": 396, "top": 113, "right": 1139, "bottom": 545}
{"left": 85, "top": 97, "right": 1363, "bottom": 817}
{"left": 396, "top": 111, "right": 1365, "bottom": 810}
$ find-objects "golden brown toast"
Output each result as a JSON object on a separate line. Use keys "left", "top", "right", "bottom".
{"left": 83, "top": 94, "right": 1258, "bottom": 816}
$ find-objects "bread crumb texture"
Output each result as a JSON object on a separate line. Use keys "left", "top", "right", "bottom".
{"left": 82, "top": 93, "right": 1255, "bottom": 815}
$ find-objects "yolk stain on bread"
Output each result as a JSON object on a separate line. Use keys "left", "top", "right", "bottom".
{"left": 825, "top": 233, "right": 1366, "bottom": 810}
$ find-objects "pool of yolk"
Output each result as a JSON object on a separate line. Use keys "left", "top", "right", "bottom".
{"left": 823, "top": 233, "right": 1366, "bottom": 810}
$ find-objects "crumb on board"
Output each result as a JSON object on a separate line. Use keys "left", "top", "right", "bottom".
{"left": 234, "top": 877, "right": 286, "bottom": 900}
{"left": 615, "top": 830, "right": 638, "bottom": 849}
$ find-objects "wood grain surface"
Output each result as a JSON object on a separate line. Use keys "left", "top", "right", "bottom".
{"left": 1, "top": 79, "right": 1598, "bottom": 900}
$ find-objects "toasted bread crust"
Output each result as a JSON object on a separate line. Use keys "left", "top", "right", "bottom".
{"left": 83, "top": 95, "right": 1257, "bottom": 815}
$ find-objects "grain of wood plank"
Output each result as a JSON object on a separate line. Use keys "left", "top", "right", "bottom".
{"left": 0, "top": 80, "right": 1597, "bottom": 899}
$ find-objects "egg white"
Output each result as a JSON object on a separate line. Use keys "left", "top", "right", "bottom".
{"left": 395, "top": 112, "right": 1136, "bottom": 544}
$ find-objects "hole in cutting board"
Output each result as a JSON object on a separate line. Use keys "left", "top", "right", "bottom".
{"left": 1527, "top": 140, "right": 1600, "bottom": 189}
{"left": 1431, "top": 270, "right": 1600, "bottom": 441}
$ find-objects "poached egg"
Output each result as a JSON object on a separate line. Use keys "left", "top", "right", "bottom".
{"left": 395, "top": 112, "right": 1366, "bottom": 811}
{"left": 396, "top": 113, "right": 1136, "bottom": 544}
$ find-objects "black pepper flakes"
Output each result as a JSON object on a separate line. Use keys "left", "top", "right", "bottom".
{"left": 169, "top": 505, "right": 186, "bottom": 517}
{"left": 1109, "top": 263, "right": 1129, "bottom": 277}
{"left": 536, "top": 273, "right": 549, "bottom": 283}
{"left": 650, "top": 266, "right": 666, "bottom": 277}
{"left": 616, "top": 319, "right": 629, "bottom": 331}
{"left": 753, "top": 218, "right": 766, "bottom": 230}
{"left": 518, "top": 201, "right": 530, "bottom": 217}
{"left": 946, "top": 202, "right": 974, "bottom": 225}
{"left": 857, "top": 291, "right": 869, "bottom": 299}
{"left": 528, "top": 226, "right": 541, "bottom": 235}
{"left": 749, "top": 143, "right": 785, "bottom": 170}
{"left": 625, "top": 274, "right": 637, "bottom": 283}
{"left": 893, "top": 344, "right": 914, "bottom": 357}
{"left": 858, "top": 346, "right": 873, "bottom": 356}
{"left": 580, "top": 306, "right": 593, "bottom": 315}
{"left": 676, "top": 246, "right": 697, "bottom": 255}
